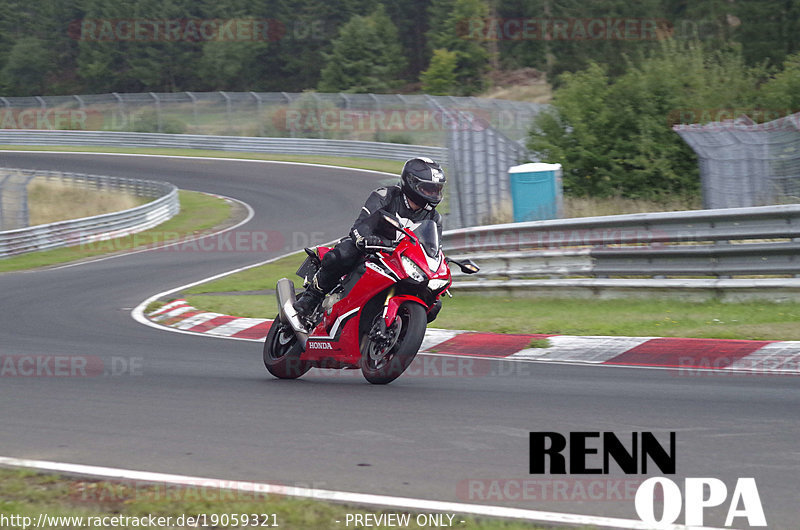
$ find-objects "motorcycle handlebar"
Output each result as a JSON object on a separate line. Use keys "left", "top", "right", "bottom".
{"left": 363, "top": 244, "right": 396, "bottom": 253}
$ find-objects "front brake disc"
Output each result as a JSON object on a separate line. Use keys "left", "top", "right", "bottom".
{"left": 368, "top": 318, "right": 403, "bottom": 362}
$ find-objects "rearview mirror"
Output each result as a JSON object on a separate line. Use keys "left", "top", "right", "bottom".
{"left": 459, "top": 259, "right": 480, "bottom": 274}
{"left": 447, "top": 257, "right": 480, "bottom": 274}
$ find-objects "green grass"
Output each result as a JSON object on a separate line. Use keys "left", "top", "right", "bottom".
{"left": 180, "top": 251, "right": 306, "bottom": 319}
{"left": 176, "top": 255, "right": 800, "bottom": 340}
{"left": 0, "top": 468, "right": 560, "bottom": 530}
{"left": 184, "top": 251, "right": 306, "bottom": 295}
{"left": 0, "top": 145, "right": 405, "bottom": 175}
{"left": 184, "top": 294, "right": 279, "bottom": 319}
{"left": 0, "top": 190, "right": 230, "bottom": 273}
{"left": 432, "top": 296, "right": 800, "bottom": 340}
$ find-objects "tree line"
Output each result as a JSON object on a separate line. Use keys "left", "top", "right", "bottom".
{"left": 528, "top": 41, "right": 800, "bottom": 201}
{"left": 0, "top": 0, "right": 798, "bottom": 97}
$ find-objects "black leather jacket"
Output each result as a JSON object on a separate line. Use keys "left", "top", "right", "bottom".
{"left": 350, "top": 185, "right": 442, "bottom": 244}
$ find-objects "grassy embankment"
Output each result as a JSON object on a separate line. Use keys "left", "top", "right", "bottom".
{"left": 0, "top": 468, "right": 559, "bottom": 530}
{"left": 27, "top": 178, "right": 147, "bottom": 226}
{"left": 0, "top": 190, "right": 230, "bottom": 273}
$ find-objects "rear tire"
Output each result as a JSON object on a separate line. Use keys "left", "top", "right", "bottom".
{"left": 263, "top": 315, "right": 310, "bottom": 379}
{"left": 360, "top": 302, "right": 426, "bottom": 385}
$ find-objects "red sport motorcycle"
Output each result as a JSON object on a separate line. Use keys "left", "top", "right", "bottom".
{"left": 263, "top": 212, "right": 479, "bottom": 384}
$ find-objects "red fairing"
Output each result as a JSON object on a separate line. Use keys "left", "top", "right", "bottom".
{"left": 383, "top": 294, "right": 426, "bottom": 327}
{"left": 303, "top": 260, "right": 396, "bottom": 366}
{"left": 276, "top": 217, "right": 454, "bottom": 376}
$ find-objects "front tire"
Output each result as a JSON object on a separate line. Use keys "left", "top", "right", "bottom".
{"left": 360, "top": 302, "right": 427, "bottom": 385}
{"left": 263, "top": 315, "right": 310, "bottom": 379}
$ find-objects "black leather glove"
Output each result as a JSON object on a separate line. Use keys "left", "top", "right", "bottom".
{"left": 356, "top": 234, "right": 391, "bottom": 252}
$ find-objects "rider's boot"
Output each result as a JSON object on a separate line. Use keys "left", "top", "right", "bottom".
{"left": 294, "top": 276, "right": 325, "bottom": 322}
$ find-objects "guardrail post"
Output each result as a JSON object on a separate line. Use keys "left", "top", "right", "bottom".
{"left": 220, "top": 91, "right": 232, "bottom": 133}
{"left": 112, "top": 92, "right": 126, "bottom": 130}
{"left": 22, "top": 173, "right": 37, "bottom": 228}
{"left": 369, "top": 93, "right": 381, "bottom": 142}
{"left": 250, "top": 92, "right": 263, "bottom": 136}
{"left": 186, "top": 91, "right": 198, "bottom": 128}
{"left": 0, "top": 173, "right": 8, "bottom": 231}
{"left": 149, "top": 92, "right": 162, "bottom": 133}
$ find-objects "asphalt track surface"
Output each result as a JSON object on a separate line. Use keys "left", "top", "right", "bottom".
{"left": 1, "top": 152, "right": 798, "bottom": 529}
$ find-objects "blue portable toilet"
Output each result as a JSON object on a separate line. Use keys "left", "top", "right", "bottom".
{"left": 508, "top": 162, "right": 563, "bottom": 222}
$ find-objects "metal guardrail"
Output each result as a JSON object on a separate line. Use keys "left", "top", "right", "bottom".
{"left": 443, "top": 204, "right": 800, "bottom": 283}
{"left": 0, "top": 169, "right": 179, "bottom": 258}
{"left": 0, "top": 130, "right": 447, "bottom": 165}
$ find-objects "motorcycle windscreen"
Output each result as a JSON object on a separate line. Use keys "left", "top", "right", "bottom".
{"left": 412, "top": 220, "right": 440, "bottom": 258}
{"left": 359, "top": 208, "right": 400, "bottom": 241}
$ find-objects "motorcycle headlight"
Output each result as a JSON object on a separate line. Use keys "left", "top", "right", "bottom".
{"left": 401, "top": 255, "right": 428, "bottom": 283}
{"left": 428, "top": 278, "right": 450, "bottom": 291}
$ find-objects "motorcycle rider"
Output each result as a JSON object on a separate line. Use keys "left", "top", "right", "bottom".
{"left": 293, "top": 157, "right": 446, "bottom": 322}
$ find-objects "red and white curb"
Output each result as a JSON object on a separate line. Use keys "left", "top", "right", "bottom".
{"left": 148, "top": 299, "right": 800, "bottom": 375}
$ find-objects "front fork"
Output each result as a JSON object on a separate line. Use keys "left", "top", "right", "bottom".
{"left": 382, "top": 287, "right": 427, "bottom": 328}
{"left": 372, "top": 286, "right": 396, "bottom": 341}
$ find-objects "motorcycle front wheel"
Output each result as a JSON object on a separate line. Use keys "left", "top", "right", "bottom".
{"left": 360, "top": 302, "right": 427, "bottom": 385}
{"left": 263, "top": 315, "right": 310, "bottom": 379}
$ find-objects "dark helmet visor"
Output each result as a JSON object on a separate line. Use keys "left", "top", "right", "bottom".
{"left": 412, "top": 177, "right": 444, "bottom": 202}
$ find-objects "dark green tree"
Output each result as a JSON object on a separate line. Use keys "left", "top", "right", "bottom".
{"left": 528, "top": 40, "right": 767, "bottom": 200}
{"left": 317, "top": 5, "right": 405, "bottom": 93}
{"left": 425, "top": 0, "right": 489, "bottom": 94}
{"left": 382, "top": 0, "right": 433, "bottom": 79}
{"left": 420, "top": 48, "right": 458, "bottom": 94}
{"left": 760, "top": 51, "right": 800, "bottom": 110}
{"left": 0, "top": 37, "right": 52, "bottom": 95}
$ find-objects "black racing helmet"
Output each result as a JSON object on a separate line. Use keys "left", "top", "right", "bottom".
{"left": 401, "top": 157, "right": 446, "bottom": 208}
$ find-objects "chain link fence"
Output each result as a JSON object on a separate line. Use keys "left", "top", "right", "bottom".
{"left": 444, "top": 112, "right": 530, "bottom": 228}
{"left": 0, "top": 91, "right": 543, "bottom": 146}
{"left": 1, "top": 91, "right": 544, "bottom": 230}
{"left": 674, "top": 112, "right": 800, "bottom": 209}
{"left": 0, "top": 170, "right": 37, "bottom": 230}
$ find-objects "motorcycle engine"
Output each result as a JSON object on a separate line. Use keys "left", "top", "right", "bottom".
{"left": 322, "top": 292, "right": 343, "bottom": 314}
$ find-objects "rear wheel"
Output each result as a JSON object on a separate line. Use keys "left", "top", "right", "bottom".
{"left": 360, "top": 302, "right": 426, "bottom": 385}
{"left": 263, "top": 315, "right": 310, "bottom": 379}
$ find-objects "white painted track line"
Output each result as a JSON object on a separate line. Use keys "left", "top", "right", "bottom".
{"left": 0, "top": 456, "right": 724, "bottom": 530}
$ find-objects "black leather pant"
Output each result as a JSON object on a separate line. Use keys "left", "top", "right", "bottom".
{"left": 314, "top": 238, "right": 362, "bottom": 294}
